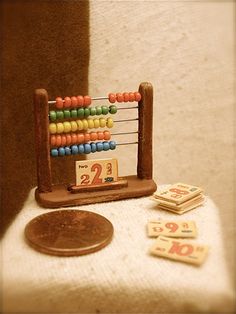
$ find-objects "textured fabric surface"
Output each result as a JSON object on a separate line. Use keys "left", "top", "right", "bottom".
{"left": 2, "top": 187, "right": 235, "bottom": 314}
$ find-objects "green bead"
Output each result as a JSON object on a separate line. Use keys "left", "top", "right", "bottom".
{"left": 90, "top": 107, "right": 97, "bottom": 116}
{"left": 56, "top": 110, "right": 64, "bottom": 119}
{"left": 109, "top": 105, "right": 117, "bottom": 114}
{"left": 63, "top": 109, "right": 71, "bottom": 119}
{"left": 96, "top": 106, "right": 102, "bottom": 115}
{"left": 77, "top": 108, "right": 84, "bottom": 118}
{"left": 102, "top": 106, "right": 109, "bottom": 115}
{"left": 84, "top": 108, "right": 90, "bottom": 117}
{"left": 70, "top": 109, "right": 78, "bottom": 118}
{"left": 49, "top": 111, "right": 57, "bottom": 121}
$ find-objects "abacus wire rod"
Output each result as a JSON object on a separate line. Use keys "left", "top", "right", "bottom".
{"left": 111, "top": 131, "right": 138, "bottom": 136}
{"left": 113, "top": 118, "right": 138, "bottom": 123}
{"left": 48, "top": 96, "right": 108, "bottom": 104}
{"left": 117, "top": 141, "right": 138, "bottom": 146}
{"left": 117, "top": 106, "right": 138, "bottom": 110}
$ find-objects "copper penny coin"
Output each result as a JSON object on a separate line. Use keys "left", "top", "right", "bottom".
{"left": 24, "top": 210, "right": 113, "bottom": 256}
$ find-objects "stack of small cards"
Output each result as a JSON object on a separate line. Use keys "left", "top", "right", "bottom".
{"left": 151, "top": 183, "right": 205, "bottom": 214}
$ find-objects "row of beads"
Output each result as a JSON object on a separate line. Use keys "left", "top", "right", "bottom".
{"left": 51, "top": 141, "right": 117, "bottom": 157}
{"left": 49, "top": 118, "right": 114, "bottom": 134}
{"left": 50, "top": 131, "right": 111, "bottom": 147}
{"left": 55, "top": 96, "right": 91, "bottom": 109}
{"left": 49, "top": 105, "right": 117, "bottom": 121}
{"left": 108, "top": 92, "right": 141, "bottom": 103}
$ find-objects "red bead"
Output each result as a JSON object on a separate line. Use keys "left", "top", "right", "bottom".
{"left": 84, "top": 133, "right": 91, "bottom": 143}
{"left": 103, "top": 130, "right": 111, "bottom": 140}
{"left": 61, "top": 134, "right": 67, "bottom": 146}
{"left": 77, "top": 133, "right": 84, "bottom": 144}
{"left": 84, "top": 96, "right": 91, "bottom": 107}
{"left": 50, "top": 135, "right": 56, "bottom": 147}
{"left": 123, "top": 92, "right": 129, "bottom": 102}
{"left": 97, "top": 131, "right": 104, "bottom": 140}
{"left": 116, "top": 93, "right": 124, "bottom": 102}
{"left": 108, "top": 93, "right": 116, "bottom": 103}
{"left": 134, "top": 92, "right": 141, "bottom": 102}
{"left": 55, "top": 97, "right": 63, "bottom": 109}
{"left": 77, "top": 95, "right": 84, "bottom": 107}
{"left": 71, "top": 96, "right": 78, "bottom": 107}
{"left": 90, "top": 132, "right": 98, "bottom": 141}
{"left": 64, "top": 97, "right": 71, "bottom": 108}
{"left": 129, "top": 92, "right": 135, "bottom": 102}
{"left": 55, "top": 135, "right": 62, "bottom": 147}
{"left": 66, "top": 134, "right": 72, "bottom": 146}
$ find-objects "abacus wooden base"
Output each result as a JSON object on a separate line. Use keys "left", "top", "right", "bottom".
{"left": 35, "top": 175, "right": 157, "bottom": 208}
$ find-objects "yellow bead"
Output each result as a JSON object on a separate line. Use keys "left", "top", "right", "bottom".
{"left": 76, "top": 120, "right": 84, "bottom": 131}
{"left": 82, "top": 119, "right": 89, "bottom": 130}
{"left": 71, "top": 121, "right": 78, "bottom": 132}
{"left": 87, "top": 119, "right": 94, "bottom": 129}
{"left": 99, "top": 118, "right": 106, "bottom": 128}
{"left": 56, "top": 122, "right": 64, "bottom": 133}
{"left": 49, "top": 123, "right": 57, "bottom": 134}
{"left": 106, "top": 117, "right": 114, "bottom": 128}
{"left": 63, "top": 121, "right": 71, "bottom": 133}
{"left": 93, "top": 118, "right": 100, "bottom": 129}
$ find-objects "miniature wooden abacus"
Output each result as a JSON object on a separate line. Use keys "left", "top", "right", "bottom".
{"left": 34, "top": 82, "right": 157, "bottom": 208}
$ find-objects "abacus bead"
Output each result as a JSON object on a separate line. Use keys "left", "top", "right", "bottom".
{"left": 56, "top": 97, "right": 63, "bottom": 109}
{"left": 65, "top": 146, "right": 72, "bottom": 155}
{"left": 116, "top": 93, "right": 124, "bottom": 102}
{"left": 51, "top": 149, "right": 59, "bottom": 157}
{"left": 82, "top": 119, "right": 89, "bottom": 130}
{"left": 103, "top": 141, "right": 110, "bottom": 151}
{"left": 84, "top": 108, "right": 90, "bottom": 117}
{"left": 77, "top": 96, "right": 84, "bottom": 107}
{"left": 56, "top": 110, "right": 64, "bottom": 120}
{"left": 71, "top": 133, "right": 78, "bottom": 144}
{"left": 76, "top": 120, "right": 84, "bottom": 131}
{"left": 84, "top": 96, "right": 91, "bottom": 107}
{"left": 123, "top": 92, "right": 129, "bottom": 102}
{"left": 66, "top": 134, "right": 72, "bottom": 146}
{"left": 84, "top": 133, "right": 91, "bottom": 142}
{"left": 96, "top": 106, "right": 102, "bottom": 115}
{"left": 90, "top": 142, "right": 97, "bottom": 153}
{"left": 96, "top": 142, "right": 103, "bottom": 152}
{"left": 71, "top": 96, "right": 78, "bottom": 107}
{"left": 58, "top": 147, "right": 66, "bottom": 156}
{"left": 50, "top": 135, "right": 56, "bottom": 146}
{"left": 134, "top": 92, "right": 141, "bottom": 102}
{"left": 63, "top": 109, "right": 71, "bottom": 119}
{"left": 77, "top": 108, "right": 84, "bottom": 118}
{"left": 56, "top": 135, "right": 62, "bottom": 147}
{"left": 103, "top": 130, "right": 111, "bottom": 140}
{"left": 90, "top": 132, "right": 97, "bottom": 141}
{"left": 93, "top": 119, "right": 100, "bottom": 128}
{"left": 71, "top": 121, "right": 78, "bottom": 132}
{"left": 106, "top": 117, "right": 113, "bottom": 128}
{"left": 78, "top": 144, "right": 85, "bottom": 154}
{"left": 108, "top": 93, "right": 116, "bottom": 103}
{"left": 61, "top": 134, "right": 67, "bottom": 146}
{"left": 109, "top": 141, "right": 116, "bottom": 150}
{"left": 77, "top": 133, "right": 85, "bottom": 143}
{"left": 99, "top": 118, "right": 106, "bottom": 128}
{"left": 49, "top": 123, "right": 57, "bottom": 134}
{"left": 102, "top": 106, "right": 109, "bottom": 115}
{"left": 84, "top": 143, "right": 92, "bottom": 154}
{"left": 63, "top": 121, "right": 71, "bottom": 133}
{"left": 90, "top": 107, "right": 96, "bottom": 116}
{"left": 71, "top": 145, "right": 79, "bottom": 155}
{"left": 64, "top": 97, "right": 71, "bottom": 108}
{"left": 49, "top": 111, "right": 57, "bottom": 121}
{"left": 97, "top": 131, "right": 104, "bottom": 140}
{"left": 87, "top": 119, "right": 94, "bottom": 129}
{"left": 129, "top": 92, "right": 135, "bottom": 102}
{"left": 71, "top": 109, "right": 78, "bottom": 118}
{"left": 109, "top": 105, "right": 117, "bottom": 114}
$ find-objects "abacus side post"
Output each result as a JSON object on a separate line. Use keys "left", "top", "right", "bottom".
{"left": 34, "top": 89, "right": 52, "bottom": 192}
{"left": 137, "top": 82, "right": 153, "bottom": 180}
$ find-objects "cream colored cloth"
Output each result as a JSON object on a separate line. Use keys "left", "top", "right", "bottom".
{"left": 2, "top": 187, "right": 235, "bottom": 313}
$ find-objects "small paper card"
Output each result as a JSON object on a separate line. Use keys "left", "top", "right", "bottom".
{"left": 147, "top": 220, "right": 197, "bottom": 238}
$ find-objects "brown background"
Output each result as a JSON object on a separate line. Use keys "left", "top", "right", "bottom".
{"left": 0, "top": 0, "right": 89, "bottom": 236}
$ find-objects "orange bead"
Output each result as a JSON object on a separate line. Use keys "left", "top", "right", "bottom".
{"left": 97, "top": 131, "right": 104, "bottom": 140}
{"left": 108, "top": 93, "right": 116, "bottom": 103}
{"left": 90, "top": 132, "right": 98, "bottom": 141}
{"left": 84, "top": 133, "right": 91, "bottom": 143}
{"left": 71, "top": 133, "right": 78, "bottom": 144}
{"left": 116, "top": 93, "right": 124, "bottom": 102}
{"left": 84, "top": 96, "right": 91, "bottom": 107}
{"left": 77, "top": 95, "right": 84, "bottom": 107}
{"left": 55, "top": 97, "right": 64, "bottom": 109}
{"left": 55, "top": 135, "right": 62, "bottom": 147}
{"left": 123, "top": 92, "right": 129, "bottom": 102}
{"left": 77, "top": 133, "right": 85, "bottom": 143}
{"left": 50, "top": 135, "right": 56, "bottom": 147}
{"left": 103, "top": 130, "right": 111, "bottom": 140}
{"left": 71, "top": 96, "right": 78, "bottom": 107}
{"left": 61, "top": 134, "right": 67, "bottom": 146}
{"left": 134, "top": 92, "right": 141, "bottom": 102}
{"left": 129, "top": 92, "right": 135, "bottom": 102}
{"left": 64, "top": 97, "right": 71, "bottom": 108}
{"left": 66, "top": 134, "right": 72, "bottom": 146}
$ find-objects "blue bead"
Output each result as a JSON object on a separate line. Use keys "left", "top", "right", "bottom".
{"left": 103, "top": 141, "right": 110, "bottom": 151}
{"left": 51, "top": 149, "right": 58, "bottom": 157}
{"left": 78, "top": 144, "right": 85, "bottom": 154}
{"left": 58, "top": 147, "right": 65, "bottom": 156}
{"left": 109, "top": 141, "right": 116, "bottom": 150}
{"left": 71, "top": 145, "right": 79, "bottom": 155}
{"left": 90, "top": 142, "right": 97, "bottom": 153}
{"left": 84, "top": 143, "right": 92, "bottom": 154}
{"left": 96, "top": 142, "right": 103, "bottom": 152}
{"left": 65, "top": 146, "right": 71, "bottom": 155}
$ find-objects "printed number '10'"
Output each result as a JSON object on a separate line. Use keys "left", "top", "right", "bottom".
{"left": 168, "top": 241, "right": 193, "bottom": 256}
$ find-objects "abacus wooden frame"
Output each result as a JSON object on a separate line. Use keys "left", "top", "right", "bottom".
{"left": 34, "top": 82, "right": 157, "bottom": 208}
